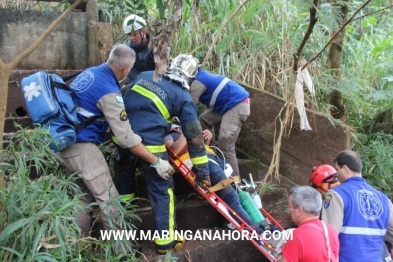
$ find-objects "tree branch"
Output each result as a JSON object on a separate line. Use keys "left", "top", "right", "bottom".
{"left": 301, "top": 0, "right": 372, "bottom": 70}
{"left": 351, "top": 4, "right": 393, "bottom": 22}
{"left": 8, "top": 0, "right": 85, "bottom": 70}
{"left": 201, "top": 0, "right": 250, "bottom": 67}
{"left": 293, "top": 0, "right": 319, "bottom": 73}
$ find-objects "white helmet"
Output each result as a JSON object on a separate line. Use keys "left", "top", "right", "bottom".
{"left": 123, "top": 14, "right": 146, "bottom": 34}
{"left": 164, "top": 54, "right": 199, "bottom": 90}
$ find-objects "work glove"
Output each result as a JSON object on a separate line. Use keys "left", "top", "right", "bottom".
{"left": 151, "top": 158, "right": 175, "bottom": 180}
{"left": 196, "top": 175, "right": 211, "bottom": 188}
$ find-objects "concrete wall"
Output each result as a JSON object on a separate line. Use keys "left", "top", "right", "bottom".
{"left": 2, "top": 7, "right": 113, "bottom": 119}
{"left": 236, "top": 85, "right": 351, "bottom": 186}
{"left": 0, "top": 9, "right": 88, "bottom": 70}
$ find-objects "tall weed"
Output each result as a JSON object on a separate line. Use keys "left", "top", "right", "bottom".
{"left": 0, "top": 125, "right": 140, "bottom": 261}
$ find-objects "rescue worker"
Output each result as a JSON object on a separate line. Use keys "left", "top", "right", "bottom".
{"left": 312, "top": 160, "right": 393, "bottom": 262}
{"left": 182, "top": 54, "right": 250, "bottom": 177}
{"left": 321, "top": 151, "right": 393, "bottom": 262}
{"left": 57, "top": 44, "right": 174, "bottom": 253}
{"left": 113, "top": 54, "right": 210, "bottom": 253}
{"left": 122, "top": 14, "right": 155, "bottom": 86}
{"left": 309, "top": 164, "right": 340, "bottom": 197}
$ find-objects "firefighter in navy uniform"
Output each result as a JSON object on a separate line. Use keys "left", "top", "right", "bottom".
{"left": 113, "top": 55, "right": 210, "bottom": 254}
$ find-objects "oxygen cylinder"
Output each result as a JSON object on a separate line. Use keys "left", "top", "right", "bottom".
{"left": 238, "top": 188, "right": 266, "bottom": 223}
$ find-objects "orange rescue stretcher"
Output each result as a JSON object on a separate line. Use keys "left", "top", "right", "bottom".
{"left": 167, "top": 146, "right": 284, "bottom": 262}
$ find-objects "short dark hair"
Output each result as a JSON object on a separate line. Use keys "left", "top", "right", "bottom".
{"left": 334, "top": 150, "right": 362, "bottom": 173}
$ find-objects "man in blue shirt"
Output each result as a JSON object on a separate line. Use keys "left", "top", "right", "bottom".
{"left": 321, "top": 150, "right": 393, "bottom": 262}
{"left": 57, "top": 44, "right": 174, "bottom": 254}
{"left": 187, "top": 62, "right": 250, "bottom": 177}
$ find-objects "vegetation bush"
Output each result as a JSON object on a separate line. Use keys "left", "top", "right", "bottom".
{"left": 0, "top": 125, "right": 141, "bottom": 261}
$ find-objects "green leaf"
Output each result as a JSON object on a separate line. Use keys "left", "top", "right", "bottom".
{"left": 156, "top": 0, "right": 165, "bottom": 19}
{"left": 383, "top": 76, "right": 393, "bottom": 82}
{"left": 364, "top": 90, "right": 393, "bottom": 102}
{"left": 0, "top": 246, "right": 23, "bottom": 258}
{"left": 0, "top": 216, "right": 36, "bottom": 242}
{"left": 31, "top": 253, "right": 57, "bottom": 262}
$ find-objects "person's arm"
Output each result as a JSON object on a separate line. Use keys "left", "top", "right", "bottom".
{"left": 278, "top": 254, "right": 287, "bottom": 262}
{"left": 384, "top": 200, "right": 393, "bottom": 243}
{"left": 128, "top": 143, "right": 158, "bottom": 164}
{"left": 280, "top": 232, "right": 300, "bottom": 262}
{"left": 178, "top": 95, "right": 210, "bottom": 178}
{"left": 169, "top": 134, "right": 187, "bottom": 155}
{"left": 189, "top": 80, "right": 206, "bottom": 105}
{"left": 96, "top": 92, "right": 157, "bottom": 164}
{"left": 321, "top": 190, "right": 344, "bottom": 234}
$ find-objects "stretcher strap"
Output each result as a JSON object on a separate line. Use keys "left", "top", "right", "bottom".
{"left": 207, "top": 176, "right": 241, "bottom": 193}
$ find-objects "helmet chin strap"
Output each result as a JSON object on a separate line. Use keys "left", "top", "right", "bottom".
{"left": 139, "top": 29, "right": 146, "bottom": 41}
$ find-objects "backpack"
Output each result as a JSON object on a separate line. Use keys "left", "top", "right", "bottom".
{"left": 21, "top": 71, "right": 96, "bottom": 152}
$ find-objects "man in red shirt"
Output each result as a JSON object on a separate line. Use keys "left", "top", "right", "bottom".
{"left": 279, "top": 186, "right": 339, "bottom": 262}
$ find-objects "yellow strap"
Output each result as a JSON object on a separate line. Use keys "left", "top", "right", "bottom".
{"left": 208, "top": 176, "right": 241, "bottom": 193}
{"left": 205, "top": 146, "right": 215, "bottom": 154}
{"left": 145, "top": 144, "right": 167, "bottom": 153}
{"left": 132, "top": 85, "right": 171, "bottom": 123}
{"left": 191, "top": 155, "right": 208, "bottom": 165}
{"left": 174, "top": 152, "right": 191, "bottom": 166}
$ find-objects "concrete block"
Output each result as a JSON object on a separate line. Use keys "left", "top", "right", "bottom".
{"left": 0, "top": 9, "right": 88, "bottom": 70}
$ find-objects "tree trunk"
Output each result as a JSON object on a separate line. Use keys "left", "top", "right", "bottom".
{"left": 0, "top": 62, "right": 11, "bottom": 188}
{"left": 327, "top": 0, "right": 348, "bottom": 119}
{"left": 0, "top": 62, "right": 11, "bottom": 151}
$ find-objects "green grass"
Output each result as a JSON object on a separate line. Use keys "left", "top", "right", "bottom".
{"left": 0, "top": 125, "right": 141, "bottom": 261}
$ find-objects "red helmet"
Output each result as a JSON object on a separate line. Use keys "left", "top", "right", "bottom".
{"left": 309, "top": 164, "right": 340, "bottom": 193}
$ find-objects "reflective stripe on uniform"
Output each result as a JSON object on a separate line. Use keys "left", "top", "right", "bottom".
{"left": 132, "top": 85, "right": 171, "bottom": 123}
{"left": 154, "top": 187, "right": 175, "bottom": 245}
{"left": 120, "top": 193, "right": 135, "bottom": 201}
{"left": 112, "top": 135, "right": 119, "bottom": 145}
{"left": 76, "top": 107, "right": 96, "bottom": 118}
{"left": 209, "top": 77, "right": 229, "bottom": 108}
{"left": 191, "top": 155, "right": 208, "bottom": 165}
{"left": 168, "top": 187, "right": 175, "bottom": 233}
{"left": 340, "top": 226, "right": 387, "bottom": 236}
{"left": 146, "top": 144, "right": 167, "bottom": 153}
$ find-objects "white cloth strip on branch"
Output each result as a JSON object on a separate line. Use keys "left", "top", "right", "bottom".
{"left": 294, "top": 62, "right": 315, "bottom": 131}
